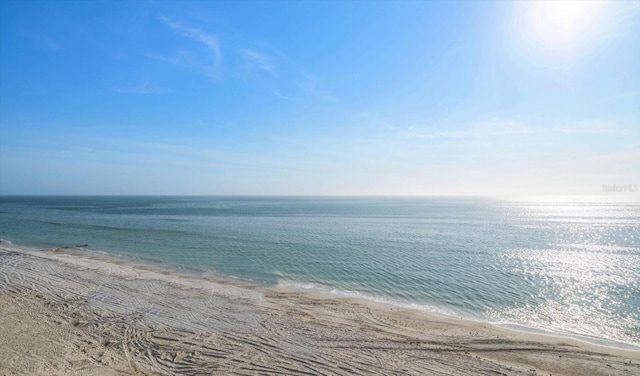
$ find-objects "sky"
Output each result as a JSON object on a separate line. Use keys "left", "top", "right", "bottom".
{"left": 0, "top": 0, "right": 638, "bottom": 196}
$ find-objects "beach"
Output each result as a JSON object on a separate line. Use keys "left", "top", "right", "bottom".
{"left": 0, "top": 241, "right": 637, "bottom": 376}
{"left": 2, "top": 0, "right": 639, "bottom": 373}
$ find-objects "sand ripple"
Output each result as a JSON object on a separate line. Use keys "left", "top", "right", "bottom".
{"left": 1, "top": 244, "right": 638, "bottom": 375}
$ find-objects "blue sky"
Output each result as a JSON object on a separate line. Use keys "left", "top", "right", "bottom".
{"left": 0, "top": 0, "right": 638, "bottom": 195}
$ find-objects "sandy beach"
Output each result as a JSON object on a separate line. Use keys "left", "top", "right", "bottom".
{"left": 0, "top": 241, "right": 638, "bottom": 376}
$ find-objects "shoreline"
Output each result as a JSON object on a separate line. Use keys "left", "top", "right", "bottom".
{"left": 3, "top": 239, "right": 640, "bottom": 351}
{"left": 1, "top": 240, "right": 639, "bottom": 375}
{"left": 5, "top": 238, "right": 637, "bottom": 352}
{"left": 274, "top": 277, "right": 640, "bottom": 353}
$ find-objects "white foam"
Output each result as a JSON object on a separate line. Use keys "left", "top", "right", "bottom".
{"left": 276, "top": 278, "right": 463, "bottom": 318}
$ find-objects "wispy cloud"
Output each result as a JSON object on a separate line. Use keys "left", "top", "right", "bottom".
{"left": 115, "top": 82, "right": 173, "bottom": 94}
{"left": 155, "top": 15, "right": 335, "bottom": 101}
{"left": 155, "top": 15, "right": 222, "bottom": 80}
{"left": 158, "top": 15, "right": 221, "bottom": 63}
{"left": 148, "top": 49, "right": 220, "bottom": 80}
{"left": 401, "top": 129, "right": 468, "bottom": 140}
{"left": 402, "top": 118, "right": 531, "bottom": 139}
{"left": 617, "top": 90, "right": 639, "bottom": 98}
{"left": 297, "top": 74, "right": 336, "bottom": 102}
{"left": 237, "top": 46, "right": 335, "bottom": 102}
{"left": 238, "top": 48, "right": 275, "bottom": 75}
{"left": 597, "top": 90, "right": 639, "bottom": 104}
{"left": 272, "top": 90, "right": 295, "bottom": 101}
{"left": 470, "top": 118, "right": 531, "bottom": 136}
{"left": 552, "top": 119, "right": 623, "bottom": 134}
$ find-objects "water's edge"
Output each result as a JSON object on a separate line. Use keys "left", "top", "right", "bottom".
{"left": 3, "top": 237, "right": 638, "bottom": 351}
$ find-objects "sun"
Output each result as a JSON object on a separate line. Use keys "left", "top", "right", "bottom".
{"left": 527, "top": 0, "right": 604, "bottom": 48}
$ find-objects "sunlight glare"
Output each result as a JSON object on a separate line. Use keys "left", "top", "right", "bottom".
{"left": 528, "top": 0, "right": 604, "bottom": 48}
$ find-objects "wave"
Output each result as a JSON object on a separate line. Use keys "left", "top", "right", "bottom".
{"left": 275, "top": 276, "right": 640, "bottom": 350}
{"left": 275, "top": 277, "right": 464, "bottom": 319}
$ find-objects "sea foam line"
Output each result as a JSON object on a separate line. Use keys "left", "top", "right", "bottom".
{"left": 275, "top": 277, "right": 464, "bottom": 319}
{"left": 275, "top": 277, "right": 640, "bottom": 351}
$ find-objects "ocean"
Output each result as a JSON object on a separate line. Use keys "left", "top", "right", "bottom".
{"left": 0, "top": 196, "right": 638, "bottom": 348}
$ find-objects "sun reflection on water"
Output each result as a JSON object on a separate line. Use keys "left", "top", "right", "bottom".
{"left": 492, "top": 198, "right": 640, "bottom": 346}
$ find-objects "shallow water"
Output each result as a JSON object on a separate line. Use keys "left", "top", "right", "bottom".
{"left": 0, "top": 195, "right": 638, "bottom": 346}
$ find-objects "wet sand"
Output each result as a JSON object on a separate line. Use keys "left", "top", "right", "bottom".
{"left": 0, "top": 242, "right": 638, "bottom": 375}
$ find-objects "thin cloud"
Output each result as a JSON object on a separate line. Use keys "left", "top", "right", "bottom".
{"left": 153, "top": 16, "right": 222, "bottom": 81}
{"left": 618, "top": 90, "right": 638, "bottom": 98}
{"left": 250, "top": 45, "right": 335, "bottom": 102}
{"left": 470, "top": 118, "right": 531, "bottom": 136}
{"left": 238, "top": 49, "right": 275, "bottom": 75}
{"left": 597, "top": 90, "right": 639, "bottom": 103}
{"left": 272, "top": 90, "right": 295, "bottom": 101}
{"left": 148, "top": 50, "right": 218, "bottom": 79}
{"left": 115, "top": 82, "right": 173, "bottom": 94}
{"left": 297, "top": 74, "right": 336, "bottom": 102}
{"left": 156, "top": 15, "right": 335, "bottom": 99}
{"left": 402, "top": 118, "right": 532, "bottom": 140}
{"left": 158, "top": 15, "right": 221, "bottom": 64}
{"left": 402, "top": 130, "right": 469, "bottom": 139}
{"left": 552, "top": 119, "right": 623, "bottom": 134}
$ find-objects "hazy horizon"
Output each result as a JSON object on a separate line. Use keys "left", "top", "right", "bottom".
{"left": 1, "top": 1, "right": 638, "bottom": 196}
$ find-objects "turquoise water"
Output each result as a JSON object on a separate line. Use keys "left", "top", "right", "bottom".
{"left": 0, "top": 196, "right": 638, "bottom": 347}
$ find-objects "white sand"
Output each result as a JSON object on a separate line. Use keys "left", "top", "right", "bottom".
{"left": 0, "top": 241, "right": 638, "bottom": 375}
